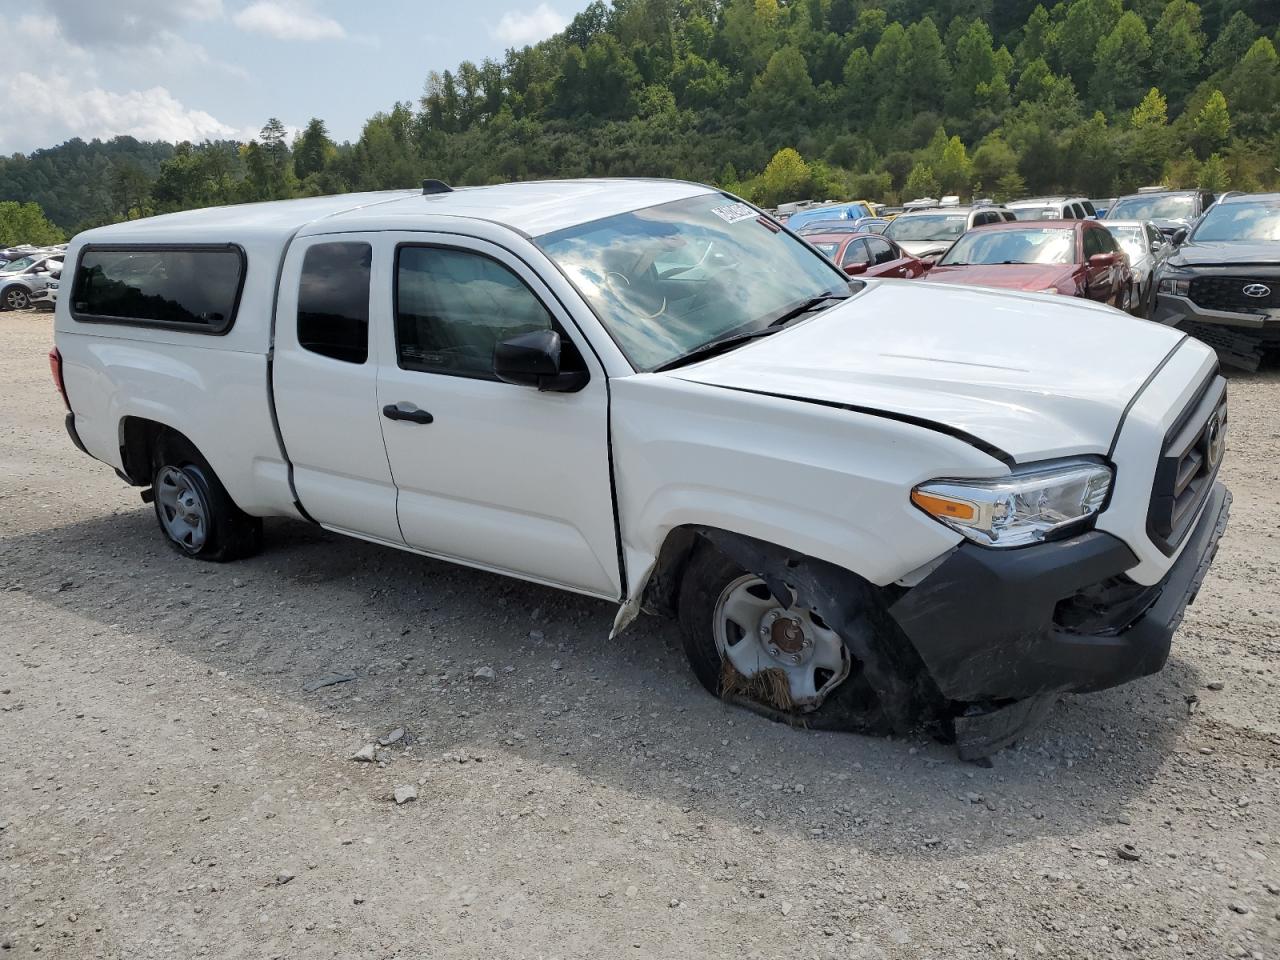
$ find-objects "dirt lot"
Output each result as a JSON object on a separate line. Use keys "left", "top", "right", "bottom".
{"left": 1, "top": 309, "right": 1278, "bottom": 960}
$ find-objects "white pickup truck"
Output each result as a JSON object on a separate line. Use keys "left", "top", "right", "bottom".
{"left": 52, "top": 179, "right": 1230, "bottom": 755}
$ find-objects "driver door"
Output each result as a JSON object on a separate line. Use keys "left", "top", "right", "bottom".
{"left": 374, "top": 234, "right": 621, "bottom": 599}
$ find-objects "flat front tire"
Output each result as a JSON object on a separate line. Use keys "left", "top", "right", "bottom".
{"left": 676, "top": 541, "right": 890, "bottom": 731}
{"left": 151, "top": 435, "right": 262, "bottom": 562}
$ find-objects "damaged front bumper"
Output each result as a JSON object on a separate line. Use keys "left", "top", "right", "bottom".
{"left": 890, "top": 482, "right": 1231, "bottom": 705}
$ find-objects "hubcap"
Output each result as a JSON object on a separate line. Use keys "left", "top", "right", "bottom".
{"left": 156, "top": 466, "right": 208, "bottom": 551}
{"left": 713, "top": 575, "right": 850, "bottom": 708}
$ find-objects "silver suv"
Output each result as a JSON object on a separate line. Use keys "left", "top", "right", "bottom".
{"left": 882, "top": 205, "right": 1016, "bottom": 260}
{"left": 0, "top": 253, "right": 63, "bottom": 311}
{"left": 1006, "top": 197, "right": 1098, "bottom": 221}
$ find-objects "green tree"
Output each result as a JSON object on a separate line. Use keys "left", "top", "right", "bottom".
{"left": 1221, "top": 38, "right": 1279, "bottom": 130}
{"left": 1054, "top": 0, "right": 1122, "bottom": 87}
{"left": 1126, "top": 87, "right": 1173, "bottom": 185}
{"left": 900, "top": 18, "right": 951, "bottom": 114}
{"left": 1189, "top": 89, "right": 1231, "bottom": 159}
{"left": 903, "top": 162, "right": 940, "bottom": 199}
{"left": 0, "top": 201, "right": 65, "bottom": 246}
{"left": 293, "top": 118, "right": 334, "bottom": 181}
{"left": 1207, "top": 11, "right": 1257, "bottom": 73}
{"left": 972, "top": 135, "right": 1019, "bottom": 187}
{"left": 748, "top": 47, "right": 815, "bottom": 121}
{"left": 1196, "top": 152, "right": 1229, "bottom": 191}
{"left": 935, "top": 136, "right": 973, "bottom": 194}
{"left": 1150, "top": 1, "right": 1205, "bottom": 106}
{"left": 1091, "top": 12, "right": 1151, "bottom": 112}
{"left": 754, "top": 147, "right": 813, "bottom": 207}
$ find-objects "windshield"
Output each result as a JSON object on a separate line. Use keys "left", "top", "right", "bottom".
{"left": 0, "top": 256, "right": 37, "bottom": 273}
{"left": 1008, "top": 206, "right": 1059, "bottom": 221}
{"left": 538, "top": 194, "right": 846, "bottom": 371}
{"left": 884, "top": 213, "right": 968, "bottom": 243}
{"left": 1104, "top": 225, "right": 1148, "bottom": 260}
{"left": 939, "top": 227, "right": 1077, "bottom": 266}
{"left": 1108, "top": 194, "right": 1196, "bottom": 221}
{"left": 1190, "top": 201, "right": 1280, "bottom": 242}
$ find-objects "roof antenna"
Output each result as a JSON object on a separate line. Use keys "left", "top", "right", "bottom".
{"left": 422, "top": 179, "right": 453, "bottom": 196}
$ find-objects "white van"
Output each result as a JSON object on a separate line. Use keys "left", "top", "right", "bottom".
{"left": 52, "top": 179, "right": 1230, "bottom": 755}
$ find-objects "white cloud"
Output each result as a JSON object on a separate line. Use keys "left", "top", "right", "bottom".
{"left": 0, "top": 72, "right": 244, "bottom": 151}
{"left": 0, "top": 15, "right": 251, "bottom": 154}
{"left": 493, "top": 3, "right": 567, "bottom": 47}
{"left": 232, "top": 1, "right": 347, "bottom": 41}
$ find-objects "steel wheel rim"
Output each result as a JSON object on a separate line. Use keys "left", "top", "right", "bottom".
{"left": 156, "top": 466, "right": 208, "bottom": 551}
{"left": 712, "top": 574, "right": 850, "bottom": 708}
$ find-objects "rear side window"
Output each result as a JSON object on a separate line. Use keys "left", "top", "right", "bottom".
{"left": 297, "top": 242, "right": 371, "bottom": 364}
{"left": 72, "top": 245, "right": 245, "bottom": 333}
{"left": 395, "top": 246, "right": 553, "bottom": 380}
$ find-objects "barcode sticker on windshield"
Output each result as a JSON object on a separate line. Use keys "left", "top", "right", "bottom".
{"left": 711, "top": 202, "right": 757, "bottom": 224}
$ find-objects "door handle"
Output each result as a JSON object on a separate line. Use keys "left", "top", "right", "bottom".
{"left": 382, "top": 403, "right": 434, "bottom": 424}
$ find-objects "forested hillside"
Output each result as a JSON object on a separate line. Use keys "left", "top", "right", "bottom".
{"left": 3, "top": 0, "right": 1279, "bottom": 232}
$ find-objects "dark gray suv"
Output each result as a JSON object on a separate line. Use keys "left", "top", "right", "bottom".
{"left": 1152, "top": 193, "right": 1280, "bottom": 370}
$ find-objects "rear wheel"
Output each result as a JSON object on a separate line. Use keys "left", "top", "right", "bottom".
{"left": 150, "top": 435, "right": 262, "bottom": 562}
{"left": 677, "top": 541, "right": 894, "bottom": 731}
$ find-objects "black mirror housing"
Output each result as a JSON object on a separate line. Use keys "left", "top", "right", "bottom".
{"left": 494, "top": 329, "right": 588, "bottom": 393}
{"left": 1171, "top": 228, "right": 1188, "bottom": 246}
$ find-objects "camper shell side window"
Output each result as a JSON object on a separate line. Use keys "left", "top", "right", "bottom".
{"left": 70, "top": 243, "right": 247, "bottom": 335}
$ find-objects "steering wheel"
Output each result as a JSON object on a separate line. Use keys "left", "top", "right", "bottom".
{"left": 605, "top": 271, "right": 666, "bottom": 320}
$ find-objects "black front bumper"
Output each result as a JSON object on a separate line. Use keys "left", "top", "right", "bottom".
{"left": 890, "top": 483, "right": 1231, "bottom": 703}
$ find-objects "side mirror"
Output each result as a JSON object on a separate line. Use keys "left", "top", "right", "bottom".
{"left": 1088, "top": 252, "right": 1119, "bottom": 267}
{"left": 844, "top": 262, "right": 868, "bottom": 276}
{"left": 1171, "top": 228, "right": 1188, "bottom": 246}
{"left": 919, "top": 259, "right": 936, "bottom": 272}
{"left": 494, "top": 329, "right": 588, "bottom": 393}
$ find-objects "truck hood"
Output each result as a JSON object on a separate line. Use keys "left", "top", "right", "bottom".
{"left": 1167, "top": 240, "right": 1280, "bottom": 269}
{"left": 922, "top": 262, "right": 1075, "bottom": 292}
{"left": 665, "top": 279, "right": 1185, "bottom": 462}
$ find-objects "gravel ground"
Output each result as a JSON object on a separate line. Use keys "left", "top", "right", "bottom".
{"left": 2, "top": 308, "right": 1278, "bottom": 960}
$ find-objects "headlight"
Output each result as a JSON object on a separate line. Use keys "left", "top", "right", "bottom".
{"left": 1158, "top": 277, "right": 1190, "bottom": 296}
{"left": 911, "top": 460, "right": 1112, "bottom": 548}
{"left": 1033, "top": 287, "right": 1060, "bottom": 294}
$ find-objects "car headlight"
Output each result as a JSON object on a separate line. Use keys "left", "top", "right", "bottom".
{"left": 1158, "top": 277, "right": 1190, "bottom": 296}
{"left": 1033, "top": 287, "right": 1060, "bottom": 294}
{"left": 911, "top": 460, "right": 1112, "bottom": 547}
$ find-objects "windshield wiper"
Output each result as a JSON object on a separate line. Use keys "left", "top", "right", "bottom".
{"left": 652, "top": 293, "right": 848, "bottom": 372}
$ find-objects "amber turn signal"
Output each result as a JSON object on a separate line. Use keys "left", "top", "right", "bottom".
{"left": 911, "top": 489, "right": 977, "bottom": 523}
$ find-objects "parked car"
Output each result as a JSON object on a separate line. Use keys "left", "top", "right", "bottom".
{"left": 882, "top": 205, "right": 1016, "bottom": 260}
{"left": 1006, "top": 197, "right": 1098, "bottom": 221}
{"left": 794, "top": 216, "right": 890, "bottom": 236}
{"left": 1105, "top": 189, "right": 1216, "bottom": 239}
{"left": 783, "top": 200, "right": 876, "bottom": 232}
{"left": 920, "top": 219, "right": 1133, "bottom": 310}
{"left": 52, "top": 179, "right": 1230, "bottom": 756}
{"left": 1103, "top": 220, "right": 1174, "bottom": 318}
{"left": 0, "top": 253, "right": 63, "bottom": 310}
{"left": 1152, "top": 192, "right": 1280, "bottom": 370}
{"left": 29, "top": 275, "right": 59, "bottom": 311}
{"left": 802, "top": 231, "right": 927, "bottom": 278}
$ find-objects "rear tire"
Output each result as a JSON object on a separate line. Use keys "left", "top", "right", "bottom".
{"left": 676, "top": 540, "right": 893, "bottom": 732}
{"left": 150, "top": 434, "right": 262, "bottom": 562}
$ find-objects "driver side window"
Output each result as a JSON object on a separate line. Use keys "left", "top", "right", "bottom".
{"left": 395, "top": 246, "right": 553, "bottom": 380}
{"left": 841, "top": 239, "right": 870, "bottom": 266}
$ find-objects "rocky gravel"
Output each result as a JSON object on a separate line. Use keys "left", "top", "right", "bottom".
{"left": 2, "top": 309, "right": 1278, "bottom": 959}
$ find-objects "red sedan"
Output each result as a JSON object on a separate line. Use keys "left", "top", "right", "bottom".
{"left": 803, "top": 232, "right": 928, "bottom": 279}
{"left": 920, "top": 219, "right": 1133, "bottom": 309}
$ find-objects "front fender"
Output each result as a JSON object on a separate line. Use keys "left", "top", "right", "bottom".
{"left": 609, "top": 374, "right": 1005, "bottom": 626}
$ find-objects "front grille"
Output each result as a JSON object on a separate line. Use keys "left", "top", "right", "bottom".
{"left": 1147, "top": 374, "right": 1227, "bottom": 554}
{"left": 1188, "top": 276, "right": 1280, "bottom": 312}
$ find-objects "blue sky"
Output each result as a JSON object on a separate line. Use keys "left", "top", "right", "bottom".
{"left": 1, "top": 0, "right": 581, "bottom": 154}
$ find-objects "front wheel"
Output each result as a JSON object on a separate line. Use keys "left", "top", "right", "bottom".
{"left": 2, "top": 286, "right": 30, "bottom": 311}
{"left": 676, "top": 542, "right": 893, "bottom": 731}
{"left": 151, "top": 436, "right": 262, "bottom": 562}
